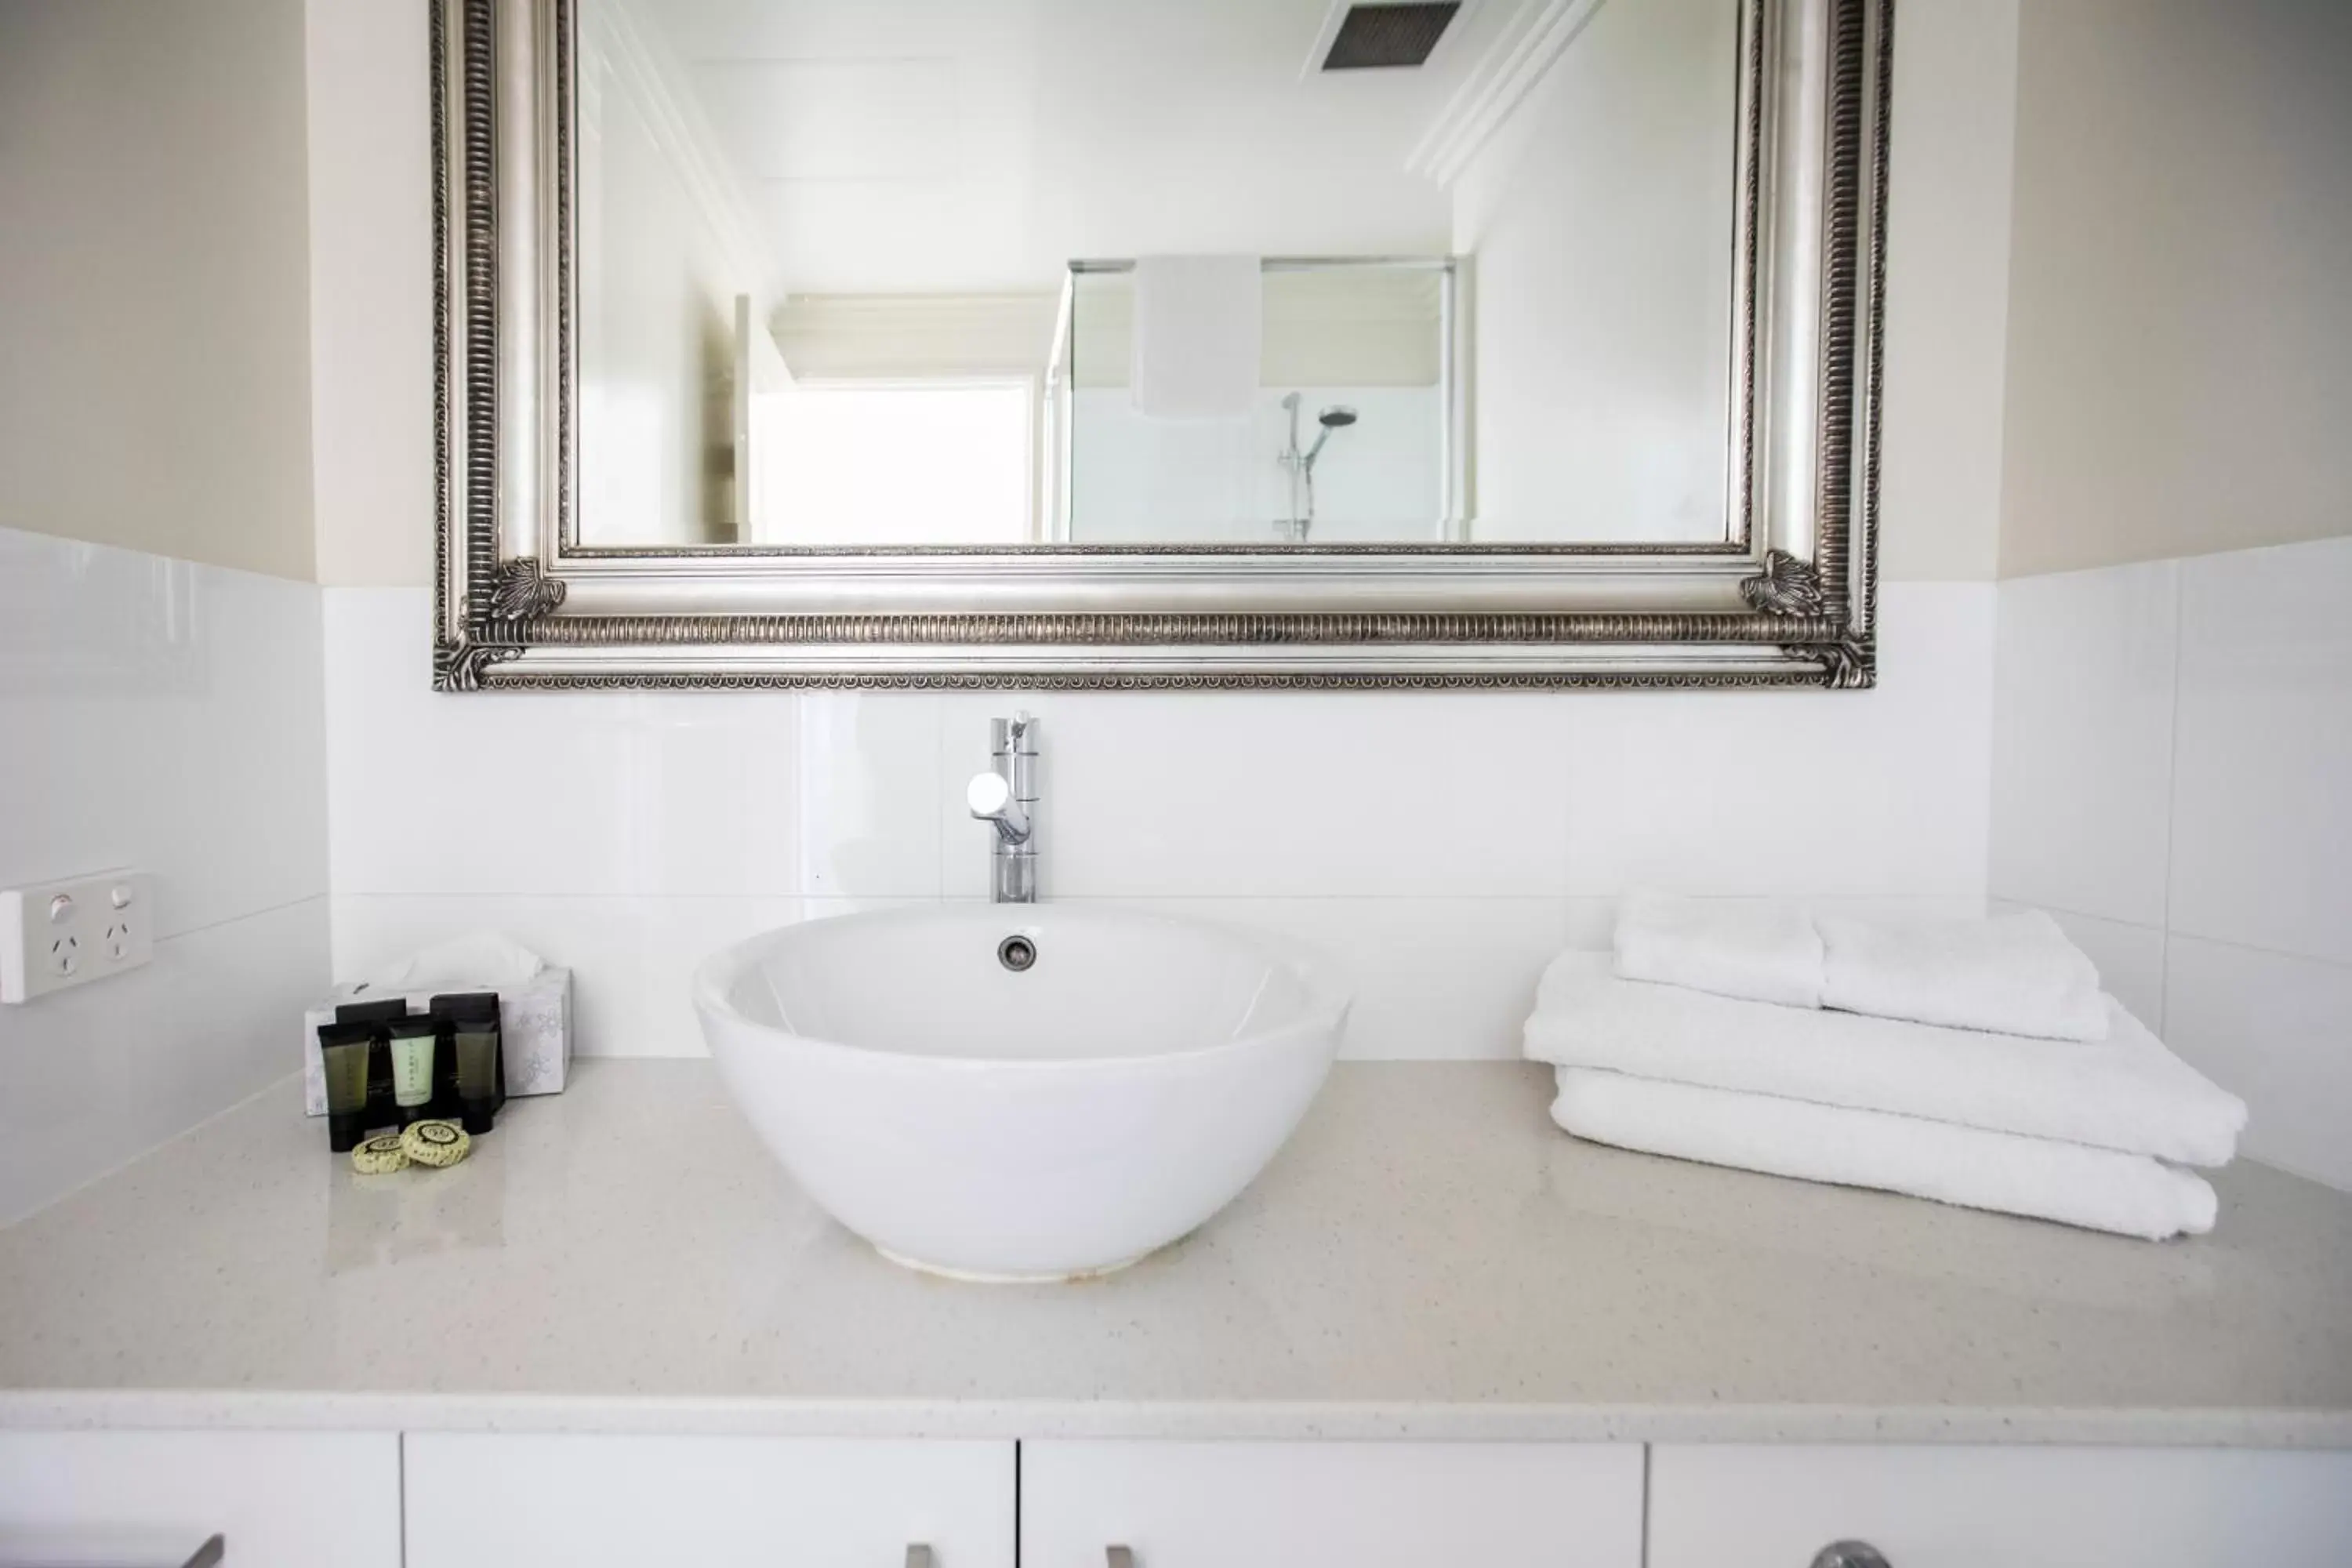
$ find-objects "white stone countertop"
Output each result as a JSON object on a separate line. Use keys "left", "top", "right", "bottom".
{"left": 2, "top": 1061, "right": 2348, "bottom": 1446}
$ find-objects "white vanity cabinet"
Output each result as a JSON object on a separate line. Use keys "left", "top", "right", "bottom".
{"left": 1646, "top": 1444, "right": 2352, "bottom": 1568}
{"left": 0, "top": 1429, "right": 400, "bottom": 1568}
{"left": 1019, "top": 1440, "right": 1644, "bottom": 1568}
{"left": 401, "top": 1433, "right": 1014, "bottom": 1568}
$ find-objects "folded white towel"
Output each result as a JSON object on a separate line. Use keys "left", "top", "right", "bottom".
{"left": 1550, "top": 1068, "right": 2218, "bottom": 1241}
{"left": 1524, "top": 953, "right": 2247, "bottom": 1167}
{"left": 1130, "top": 255, "right": 1261, "bottom": 419}
{"left": 1609, "top": 897, "right": 2107, "bottom": 1041}
{"left": 1613, "top": 892, "right": 1824, "bottom": 1008}
{"left": 1818, "top": 907, "right": 2107, "bottom": 1041}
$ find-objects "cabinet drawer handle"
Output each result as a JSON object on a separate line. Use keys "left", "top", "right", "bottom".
{"left": 1, "top": 1536, "right": 223, "bottom": 1568}
{"left": 1811, "top": 1544, "right": 1889, "bottom": 1568}
{"left": 1107, "top": 1548, "right": 1135, "bottom": 1568}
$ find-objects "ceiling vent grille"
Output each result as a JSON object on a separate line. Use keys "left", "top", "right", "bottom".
{"left": 1320, "top": 2, "right": 1462, "bottom": 71}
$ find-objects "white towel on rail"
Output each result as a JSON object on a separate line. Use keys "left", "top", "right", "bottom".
{"left": 1549, "top": 1068, "right": 2219, "bottom": 1241}
{"left": 1817, "top": 907, "right": 2107, "bottom": 1041}
{"left": 1613, "top": 891, "right": 1824, "bottom": 1008}
{"left": 1524, "top": 952, "right": 2246, "bottom": 1167}
{"left": 1129, "top": 255, "right": 1261, "bottom": 419}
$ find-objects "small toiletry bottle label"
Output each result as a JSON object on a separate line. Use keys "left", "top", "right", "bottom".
{"left": 390, "top": 1029, "right": 436, "bottom": 1109}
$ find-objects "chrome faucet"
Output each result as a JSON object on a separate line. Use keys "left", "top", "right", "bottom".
{"left": 967, "top": 713, "right": 1038, "bottom": 903}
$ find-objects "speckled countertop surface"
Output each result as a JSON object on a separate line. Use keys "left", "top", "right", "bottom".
{"left": 2, "top": 1061, "right": 2348, "bottom": 1446}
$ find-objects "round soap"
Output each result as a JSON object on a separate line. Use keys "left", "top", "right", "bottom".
{"left": 401, "top": 1119, "right": 471, "bottom": 1168}
{"left": 350, "top": 1133, "right": 410, "bottom": 1174}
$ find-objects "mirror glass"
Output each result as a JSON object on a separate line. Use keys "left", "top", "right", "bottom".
{"left": 577, "top": 0, "right": 1740, "bottom": 550}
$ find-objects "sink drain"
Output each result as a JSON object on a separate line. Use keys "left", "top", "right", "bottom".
{"left": 996, "top": 934, "right": 1037, "bottom": 972}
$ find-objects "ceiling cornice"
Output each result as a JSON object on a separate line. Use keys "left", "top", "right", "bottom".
{"left": 1407, "top": 0, "right": 1611, "bottom": 186}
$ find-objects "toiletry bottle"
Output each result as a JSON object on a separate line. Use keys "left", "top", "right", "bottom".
{"left": 337, "top": 998, "right": 411, "bottom": 1129}
{"left": 385, "top": 1015, "right": 445, "bottom": 1127}
{"left": 315, "top": 1021, "right": 376, "bottom": 1152}
{"left": 432, "top": 993, "right": 503, "bottom": 1134}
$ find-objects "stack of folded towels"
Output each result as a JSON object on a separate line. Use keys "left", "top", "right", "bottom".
{"left": 1522, "top": 896, "right": 2249, "bottom": 1240}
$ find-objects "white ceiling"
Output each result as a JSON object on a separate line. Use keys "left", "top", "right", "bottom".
{"left": 626, "top": 0, "right": 1515, "bottom": 293}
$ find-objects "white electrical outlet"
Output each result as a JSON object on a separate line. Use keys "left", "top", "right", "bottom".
{"left": 1, "top": 869, "right": 154, "bottom": 1004}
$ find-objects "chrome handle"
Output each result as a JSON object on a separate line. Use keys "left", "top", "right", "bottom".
{"left": 905, "top": 1548, "right": 932, "bottom": 1568}
{"left": 1106, "top": 1549, "right": 1134, "bottom": 1568}
{"left": 4, "top": 1537, "right": 227, "bottom": 1568}
{"left": 1811, "top": 1543, "right": 1888, "bottom": 1568}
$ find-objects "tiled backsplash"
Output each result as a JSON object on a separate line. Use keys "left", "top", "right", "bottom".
{"left": 325, "top": 583, "right": 1997, "bottom": 1062}
{"left": 13, "top": 524, "right": 2343, "bottom": 1214}
{"left": 1991, "top": 535, "right": 2352, "bottom": 1189}
{"left": 0, "top": 528, "right": 330, "bottom": 1223}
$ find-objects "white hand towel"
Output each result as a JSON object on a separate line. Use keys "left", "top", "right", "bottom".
{"left": 1129, "top": 255, "right": 1262, "bottom": 419}
{"left": 1613, "top": 892, "right": 1824, "bottom": 1008}
{"left": 1550, "top": 1068, "right": 2218, "bottom": 1241}
{"left": 1523, "top": 953, "right": 2247, "bottom": 1167}
{"left": 1818, "top": 907, "right": 2107, "bottom": 1041}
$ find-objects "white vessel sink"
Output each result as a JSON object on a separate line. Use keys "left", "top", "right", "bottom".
{"left": 693, "top": 904, "right": 1351, "bottom": 1282}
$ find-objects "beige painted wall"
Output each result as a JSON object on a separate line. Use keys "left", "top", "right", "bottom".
{"left": 1876, "top": 0, "right": 2018, "bottom": 582}
{"left": 1998, "top": 0, "right": 2352, "bottom": 579}
{"left": 0, "top": 0, "right": 316, "bottom": 581}
{"left": 307, "top": 0, "right": 434, "bottom": 588}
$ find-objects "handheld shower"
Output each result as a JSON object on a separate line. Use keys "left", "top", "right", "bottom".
{"left": 1276, "top": 397, "right": 1359, "bottom": 540}
{"left": 1304, "top": 405, "right": 1358, "bottom": 467}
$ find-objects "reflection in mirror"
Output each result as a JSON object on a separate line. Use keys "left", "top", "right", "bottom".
{"left": 575, "top": 0, "right": 1741, "bottom": 550}
{"left": 1063, "top": 262, "right": 1452, "bottom": 543}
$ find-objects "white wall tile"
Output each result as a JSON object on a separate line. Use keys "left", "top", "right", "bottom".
{"left": 2164, "top": 937, "right": 2352, "bottom": 1191}
{"left": 0, "top": 528, "right": 328, "bottom": 938}
{"left": 1991, "top": 898, "right": 2168, "bottom": 1029}
{"left": 1105, "top": 897, "right": 1587, "bottom": 1061}
{"left": 0, "top": 898, "right": 328, "bottom": 1225}
{"left": 1991, "top": 538, "right": 2352, "bottom": 1192}
{"left": 325, "top": 590, "right": 942, "bottom": 898}
{"left": 1554, "top": 585, "right": 1995, "bottom": 897}
{"left": 927, "top": 584, "right": 1995, "bottom": 904}
{"left": 937, "top": 689, "right": 1581, "bottom": 900}
{"left": 0, "top": 528, "right": 332, "bottom": 1221}
{"left": 1988, "top": 558, "right": 2178, "bottom": 924}
{"left": 324, "top": 590, "right": 637, "bottom": 895}
{"left": 322, "top": 585, "right": 2000, "bottom": 1066}
{"left": 2169, "top": 537, "right": 2352, "bottom": 966}
{"left": 330, "top": 894, "right": 924, "bottom": 1059}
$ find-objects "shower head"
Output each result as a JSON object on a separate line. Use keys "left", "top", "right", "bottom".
{"left": 1304, "top": 405, "right": 1359, "bottom": 466}
{"left": 1281, "top": 391, "right": 1303, "bottom": 412}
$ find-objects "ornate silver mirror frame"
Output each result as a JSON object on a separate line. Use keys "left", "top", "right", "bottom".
{"left": 431, "top": 0, "right": 1892, "bottom": 691}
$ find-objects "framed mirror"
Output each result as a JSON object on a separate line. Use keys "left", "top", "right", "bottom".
{"left": 432, "top": 0, "right": 1891, "bottom": 689}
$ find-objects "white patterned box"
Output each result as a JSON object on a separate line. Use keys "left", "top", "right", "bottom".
{"left": 300, "top": 968, "right": 572, "bottom": 1116}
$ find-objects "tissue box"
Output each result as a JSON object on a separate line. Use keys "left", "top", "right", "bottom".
{"left": 301, "top": 967, "right": 572, "bottom": 1117}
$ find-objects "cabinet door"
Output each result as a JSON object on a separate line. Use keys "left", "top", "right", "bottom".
{"left": 404, "top": 1433, "right": 1014, "bottom": 1568}
{"left": 1022, "top": 1440, "right": 1642, "bottom": 1568}
{"left": 1647, "top": 1443, "right": 2352, "bottom": 1568}
{"left": 0, "top": 1428, "right": 399, "bottom": 1568}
